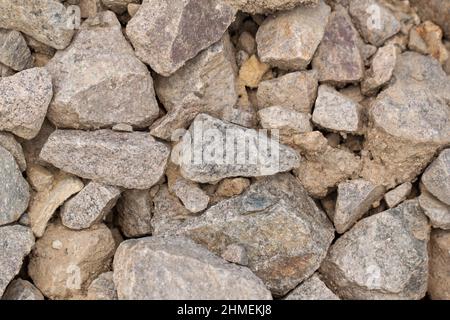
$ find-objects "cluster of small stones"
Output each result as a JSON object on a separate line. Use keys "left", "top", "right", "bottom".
{"left": 0, "top": 0, "right": 449, "bottom": 300}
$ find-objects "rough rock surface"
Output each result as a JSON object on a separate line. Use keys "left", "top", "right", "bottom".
{"left": 361, "top": 44, "right": 397, "bottom": 95}
{"left": 256, "top": 1, "right": 331, "bottom": 70}
{"left": 334, "top": 179, "right": 385, "bottom": 234}
{"left": 126, "top": 0, "right": 236, "bottom": 76}
{"left": 0, "top": 146, "right": 30, "bottom": 226}
{"left": 428, "top": 229, "right": 450, "bottom": 300}
{"left": 384, "top": 182, "right": 412, "bottom": 208}
{"left": 40, "top": 129, "right": 170, "bottom": 189}
{"left": 419, "top": 189, "right": 450, "bottom": 230}
{"left": 2, "top": 279, "right": 44, "bottom": 300}
{"left": 0, "top": 0, "right": 75, "bottom": 49}
{"left": 113, "top": 236, "right": 272, "bottom": 300}
{"left": 221, "top": 244, "right": 249, "bottom": 266}
{"left": 46, "top": 11, "right": 160, "bottom": 130}
{"left": 0, "top": 132, "right": 27, "bottom": 172}
{"left": 0, "top": 29, "right": 33, "bottom": 71}
{"left": 320, "top": 201, "right": 430, "bottom": 299}
{"left": 117, "top": 189, "right": 153, "bottom": 238}
{"left": 421, "top": 149, "right": 450, "bottom": 206}
{"left": 61, "top": 182, "right": 121, "bottom": 230}
{"left": 239, "top": 55, "right": 270, "bottom": 88}
{"left": 173, "top": 174, "right": 335, "bottom": 296}
{"left": 410, "top": 0, "right": 450, "bottom": 37}
{"left": 28, "top": 222, "right": 115, "bottom": 300}
{"left": 175, "top": 114, "right": 301, "bottom": 183}
{"left": 0, "top": 225, "right": 35, "bottom": 296}
{"left": 0, "top": 68, "right": 53, "bottom": 139}
{"left": 86, "top": 271, "right": 117, "bottom": 300}
{"left": 224, "top": 0, "right": 318, "bottom": 14}
{"left": 257, "top": 71, "right": 318, "bottom": 113}
{"left": 312, "top": 5, "right": 364, "bottom": 85}
{"left": 285, "top": 273, "right": 339, "bottom": 300}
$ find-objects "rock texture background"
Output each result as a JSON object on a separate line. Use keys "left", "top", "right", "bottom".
{"left": 0, "top": 0, "right": 449, "bottom": 301}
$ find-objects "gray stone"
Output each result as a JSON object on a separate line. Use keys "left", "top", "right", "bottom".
{"left": 428, "top": 229, "right": 450, "bottom": 300}
{"left": 39, "top": 129, "right": 170, "bottom": 189}
{"left": 256, "top": 1, "right": 331, "bottom": 71}
{"left": 0, "top": 132, "right": 26, "bottom": 172}
{"left": 0, "top": 29, "right": 33, "bottom": 71}
{"left": 349, "top": 0, "right": 401, "bottom": 46}
{"left": 0, "top": 68, "right": 52, "bottom": 139}
{"left": 284, "top": 273, "right": 339, "bottom": 300}
{"left": 126, "top": 0, "right": 236, "bottom": 76}
{"left": 334, "top": 179, "right": 385, "bottom": 234}
{"left": 0, "top": 146, "right": 30, "bottom": 226}
{"left": 361, "top": 44, "right": 397, "bottom": 95}
{"left": 86, "top": 271, "right": 117, "bottom": 300}
{"left": 61, "top": 182, "right": 121, "bottom": 230}
{"left": 152, "top": 34, "right": 238, "bottom": 141}
{"left": 419, "top": 188, "right": 450, "bottom": 230}
{"left": 221, "top": 244, "right": 249, "bottom": 266}
{"left": 2, "top": 279, "right": 44, "bottom": 300}
{"left": 257, "top": 71, "right": 318, "bottom": 113}
{"left": 113, "top": 236, "right": 272, "bottom": 300}
{"left": 320, "top": 200, "right": 430, "bottom": 300}
{"left": 224, "top": 0, "right": 318, "bottom": 14}
{"left": 46, "top": 11, "right": 159, "bottom": 130}
{"left": 384, "top": 182, "right": 412, "bottom": 208}
{"left": 117, "top": 189, "right": 153, "bottom": 238}
{"left": 174, "top": 174, "right": 335, "bottom": 296}
{"left": 28, "top": 222, "right": 115, "bottom": 300}
{"left": 175, "top": 114, "right": 301, "bottom": 184}
{"left": 312, "top": 5, "right": 364, "bottom": 85}
{"left": 421, "top": 149, "right": 450, "bottom": 206}
{"left": 312, "top": 85, "right": 362, "bottom": 134}
{"left": 0, "top": 225, "right": 35, "bottom": 296}
{"left": 101, "top": 0, "right": 138, "bottom": 14}
{"left": 0, "top": 63, "right": 14, "bottom": 77}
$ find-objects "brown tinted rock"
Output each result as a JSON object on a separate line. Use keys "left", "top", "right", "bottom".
{"left": 410, "top": 0, "right": 450, "bottom": 38}
{"left": 257, "top": 71, "right": 318, "bottom": 113}
{"left": 384, "top": 182, "right": 412, "bottom": 208}
{"left": 152, "top": 34, "right": 238, "bottom": 140}
{"left": 0, "top": 29, "right": 32, "bottom": 71}
{"left": 86, "top": 271, "right": 117, "bottom": 300}
{"left": 421, "top": 149, "right": 450, "bottom": 206}
{"left": 412, "top": 21, "right": 449, "bottom": 64}
{"left": 101, "top": 0, "right": 138, "bottom": 14}
{"left": 312, "top": 5, "right": 364, "bottom": 85}
{"left": 0, "top": 132, "right": 26, "bottom": 172}
{"left": 0, "top": 0, "right": 75, "bottom": 50}
{"left": 419, "top": 189, "right": 450, "bottom": 230}
{"left": 284, "top": 273, "right": 339, "bottom": 300}
{"left": 0, "top": 225, "right": 35, "bottom": 296}
{"left": 113, "top": 236, "right": 272, "bottom": 300}
{"left": 0, "top": 68, "right": 52, "bottom": 139}
{"left": 239, "top": 55, "right": 270, "bottom": 88}
{"left": 117, "top": 189, "right": 153, "bottom": 238}
{"left": 225, "top": 0, "right": 318, "bottom": 14}
{"left": 28, "top": 222, "right": 115, "bottom": 299}
{"left": 215, "top": 178, "right": 250, "bottom": 198}
{"left": 21, "top": 120, "right": 55, "bottom": 168}
{"left": 126, "top": 0, "right": 236, "bottom": 76}
{"left": 256, "top": 1, "right": 331, "bottom": 70}
{"left": 428, "top": 229, "right": 450, "bottom": 300}
{"left": 320, "top": 201, "right": 429, "bottom": 300}
{"left": 26, "top": 165, "right": 54, "bottom": 192}
{"left": 0, "top": 63, "right": 14, "bottom": 77}
{"left": 2, "top": 279, "right": 44, "bottom": 300}
{"left": 40, "top": 129, "right": 170, "bottom": 189}
{"left": 0, "top": 146, "right": 30, "bottom": 226}
{"left": 237, "top": 31, "right": 256, "bottom": 55}
{"left": 259, "top": 106, "right": 312, "bottom": 137}
{"left": 61, "top": 182, "right": 121, "bottom": 230}
{"left": 46, "top": 11, "right": 159, "bottom": 130}
{"left": 221, "top": 244, "right": 249, "bottom": 266}
{"left": 174, "top": 174, "right": 335, "bottom": 296}
{"left": 361, "top": 44, "right": 397, "bottom": 95}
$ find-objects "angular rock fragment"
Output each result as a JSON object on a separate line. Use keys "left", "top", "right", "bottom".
{"left": 361, "top": 44, "right": 397, "bottom": 95}
{"left": 215, "top": 178, "right": 250, "bottom": 198}
{"left": 46, "top": 11, "right": 159, "bottom": 130}
{"left": 0, "top": 29, "right": 33, "bottom": 71}
{"left": 224, "top": 0, "right": 318, "bottom": 14}
{"left": 174, "top": 174, "right": 335, "bottom": 296}
{"left": 410, "top": 0, "right": 450, "bottom": 38}
{"left": 237, "top": 31, "right": 256, "bottom": 55}
{"left": 126, "top": 0, "right": 236, "bottom": 76}
{"left": 117, "top": 189, "right": 153, "bottom": 238}
{"left": 61, "top": 182, "right": 121, "bottom": 230}
{"left": 40, "top": 130, "right": 170, "bottom": 189}
{"left": 221, "top": 244, "right": 249, "bottom": 266}
{"left": 421, "top": 149, "right": 450, "bottom": 206}
{"left": 284, "top": 273, "right": 339, "bottom": 300}
{"left": 418, "top": 189, "right": 450, "bottom": 230}
{"left": 0, "top": 146, "right": 30, "bottom": 226}
{"left": 28, "top": 171, "right": 84, "bottom": 237}
{"left": 320, "top": 201, "right": 430, "bottom": 300}
{"left": 0, "top": 132, "right": 26, "bottom": 172}
{"left": 384, "top": 182, "right": 412, "bottom": 208}
{"left": 256, "top": 1, "right": 331, "bottom": 70}
{"left": 175, "top": 114, "right": 301, "bottom": 183}
{"left": 28, "top": 222, "right": 115, "bottom": 300}
{"left": 410, "top": 21, "right": 449, "bottom": 64}
{"left": 0, "top": 225, "right": 35, "bottom": 296}
{"left": 0, "top": 0, "right": 75, "bottom": 49}
{"left": 86, "top": 271, "right": 117, "bottom": 300}
{"left": 0, "top": 68, "right": 52, "bottom": 139}
{"left": 0, "top": 63, "right": 14, "bottom": 77}
{"left": 312, "top": 85, "right": 362, "bottom": 134}
{"left": 334, "top": 179, "right": 385, "bottom": 234}
{"left": 349, "top": 0, "right": 401, "bottom": 46}
{"left": 79, "top": 0, "right": 104, "bottom": 18}
{"left": 239, "top": 55, "right": 270, "bottom": 88}
{"left": 257, "top": 71, "right": 318, "bottom": 113}
{"left": 312, "top": 5, "right": 364, "bottom": 85}
{"left": 113, "top": 236, "right": 272, "bottom": 300}
{"left": 26, "top": 165, "right": 54, "bottom": 192}
{"left": 102, "top": 0, "right": 137, "bottom": 14}
{"left": 428, "top": 229, "right": 450, "bottom": 300}
{"left": 2, "top": 279, "right": 44, "bottom": 300}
